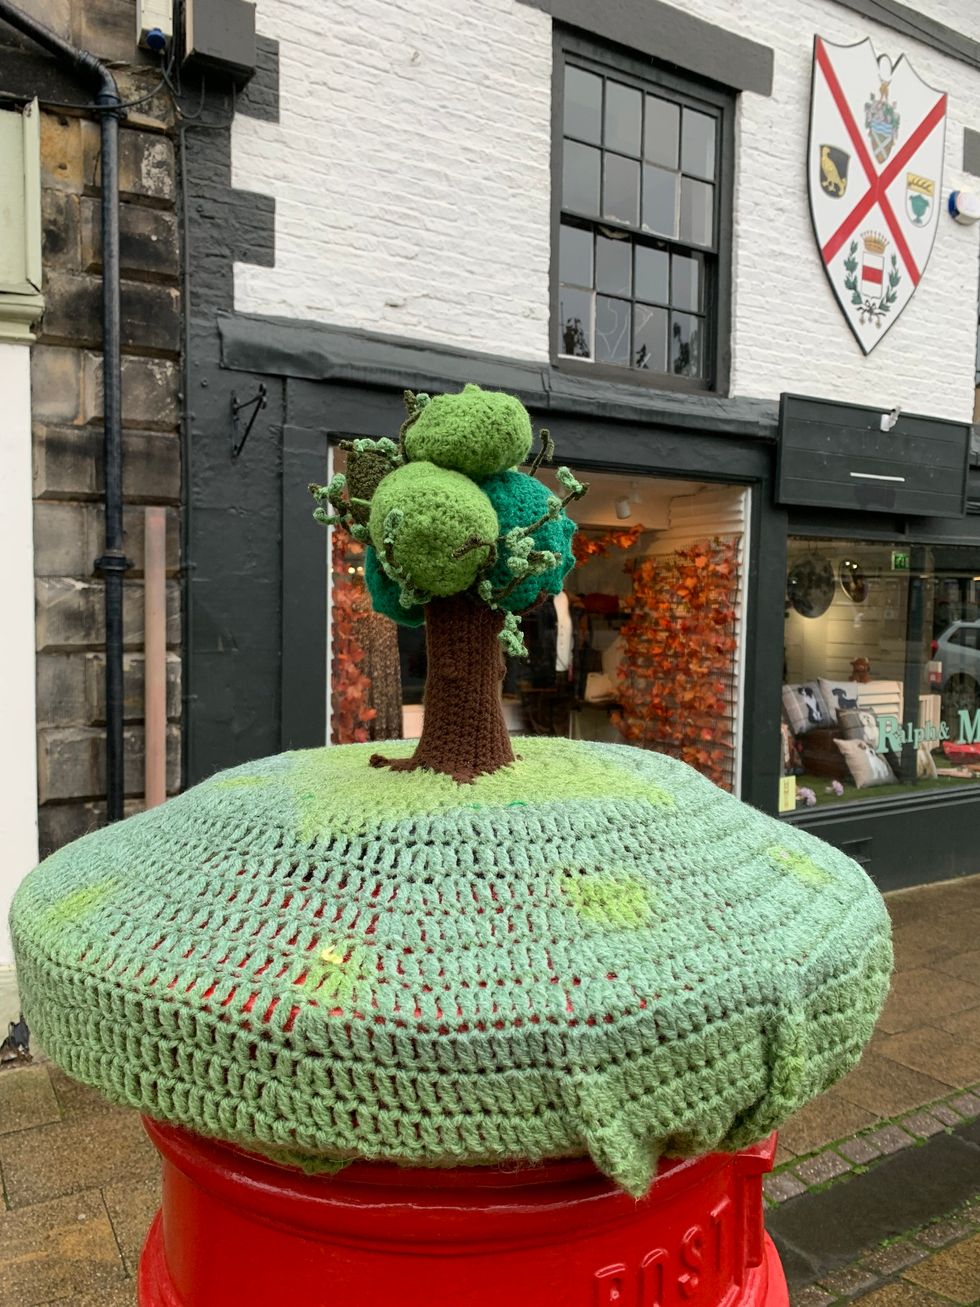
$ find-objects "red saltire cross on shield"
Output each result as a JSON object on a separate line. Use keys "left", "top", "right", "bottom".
{"left": 816, "top": 36, "right": 946, "bottom": 286}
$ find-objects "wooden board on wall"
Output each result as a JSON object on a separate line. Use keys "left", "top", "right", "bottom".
{"left": 777, "top": 394, "right": 970, "bottom": 518}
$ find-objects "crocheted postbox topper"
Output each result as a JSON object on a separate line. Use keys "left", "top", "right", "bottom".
{"left": 10, "top": 386, "right": 892, "bottom": 1197}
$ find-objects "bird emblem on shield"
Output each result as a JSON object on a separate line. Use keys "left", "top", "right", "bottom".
{"left": 808, "top": 36, "right": 947, "bottom": 354}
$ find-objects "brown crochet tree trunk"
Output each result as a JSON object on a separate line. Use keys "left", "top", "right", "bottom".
{"left": 370, "top": 594, "right": 515, "bottom": 783}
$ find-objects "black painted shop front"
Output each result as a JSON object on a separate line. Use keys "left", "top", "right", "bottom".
{"left": 183, "top": 310, "right": 980, "bottom": 892}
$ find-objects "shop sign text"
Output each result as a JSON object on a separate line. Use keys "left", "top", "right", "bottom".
{"left": 878, "top": 711, "right": 980, "bottom": 752}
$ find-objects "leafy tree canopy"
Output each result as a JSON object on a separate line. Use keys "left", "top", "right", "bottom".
{"left": 310, "top": 384, "right": 585, "bottom": 656}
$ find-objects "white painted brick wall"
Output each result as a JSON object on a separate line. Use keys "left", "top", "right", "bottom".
{"left": 233, "top": 0, "right": 553, "bottom": 360}
{"left": 235, "top": 0, "right": 980, "bottom": 421}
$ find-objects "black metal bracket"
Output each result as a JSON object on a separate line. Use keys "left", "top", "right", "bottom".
{"left": 231, "top": 383, "right": 268, "bottom": 458}
{"left": 94, "top": 549, "right": 133, "bottom": 576}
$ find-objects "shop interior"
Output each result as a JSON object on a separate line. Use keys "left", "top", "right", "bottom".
{"left": 328, "top": 459, "right": 748, "bottom": 795}
{"left": 781, "top": 539, "right": 980, "bottom": 810}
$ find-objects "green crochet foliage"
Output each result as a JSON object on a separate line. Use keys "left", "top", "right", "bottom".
{"left": 480, "top": 471, "right": 576, "bottom": 613}
{"left": 403, "top": 383, "right": 533, "bottom": 479}
{"left": 10, "top": 737, "right": 892, "bottom": 1196}
{"left": 368, "top": 461, "right": 499, "bottom": 598}
{"left": 363, "top": 546, "right": 425, "bottom": 627}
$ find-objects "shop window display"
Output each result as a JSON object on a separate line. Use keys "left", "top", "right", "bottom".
{"left": 327, "top": 457, "right": 748, "bottom": 794}
{"left": 781, "top": 539, "right": 980, "bottom": 810}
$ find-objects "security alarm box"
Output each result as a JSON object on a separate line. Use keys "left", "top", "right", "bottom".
{"left": 183, "top": 0, "right": 256, "bottom": 83}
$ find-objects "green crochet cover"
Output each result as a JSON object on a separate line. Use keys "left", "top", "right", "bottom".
{"left": 11, "top": 738, "right": 891, "bottom": 1195}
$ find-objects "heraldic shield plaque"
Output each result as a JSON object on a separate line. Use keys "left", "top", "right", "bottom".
{"left": 808, "top": 36, "right": 947, "bottom": 354}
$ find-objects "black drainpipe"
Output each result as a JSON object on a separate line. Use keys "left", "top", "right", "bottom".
{"left": 0, "top": 3, "right": 128, "bottom": 821}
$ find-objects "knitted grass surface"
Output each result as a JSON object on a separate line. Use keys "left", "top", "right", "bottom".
{"left": 11, "top": 738, "right": 891, "bottom": 1196}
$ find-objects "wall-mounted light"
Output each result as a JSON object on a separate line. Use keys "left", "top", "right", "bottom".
{"left": 615, "top": 495, "right": 632, "bottom": 520}
{"left": 879, "top": 407, "right": 901, "bottom": 432}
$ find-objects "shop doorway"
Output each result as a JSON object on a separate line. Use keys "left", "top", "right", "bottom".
{"left": 326, "top": 459, "right": 750, "bottom": 796}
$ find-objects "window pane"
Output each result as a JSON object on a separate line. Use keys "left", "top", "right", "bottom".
{"left": 671, "top": 312, "right": 703, "bottom": 376}
{"left": 558, "top": 286, "right": 593, "bottom": 357}
{"left": 781, "top": 540, "right": 980, "bottom": 813}
{"left": 596, "top": 295, "right": 631, "bottom": 365}
{"left": 596, "top": 234, "right": 632, "bottom": 295}
{"left": 605, "top": 80, "right": 642, "bottom": 156}
{"left": 671, "top": 253, "right": 700, "bottom": 311}
{"left": 563, "top": 141, "right": 601, "bottom": 215}
{"left": 564, "top": 66, "right": 602, "bottom": 144}
{"left": 679, "top": 177, "right": 713, "bottom": 246}
{"left": 682, "top": 109, "right": 716, "bottom": 179}
{"left": 645, "top": 95, "right": 679, "bottom": 168}
{"left": 642, "top": 165, "right": 678, "bottom": 237}
{"left": 560, "top": 223, "right": 593, "bottom": 288}
{"left": 603, "top": 154, "right": 640, "bottom": 226}
{"left": 634, "top": 303, "right": 668, "bottom": 372}
{"left": 635, "top": 244, "right": 669, "bottom": 303}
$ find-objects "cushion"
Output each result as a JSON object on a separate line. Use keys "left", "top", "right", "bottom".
{"left": 834, "top": 738, "right": 897, "bottom": 789}
{"left": 838, "top": 707, "right": 879, "bottom": 748}
{"left": 819, "top": 679, "right": 861, "bottom": 722}
{"left": 10, "top": 736, "right": 892, "bottom": 1199}
{"left": 782, "top": 682, "right": 833, "bottom": 734}
{"left": 799, "top": 727, "right": 850, "bottom": 781}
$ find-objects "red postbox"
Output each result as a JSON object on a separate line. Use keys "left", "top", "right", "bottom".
{"left": 139, "top": 1117, "right": 788, "bottom": 1307}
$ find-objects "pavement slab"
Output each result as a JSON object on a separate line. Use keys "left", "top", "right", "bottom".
{"left": 102, "top": 1176, "right": 160, "bottom": 1277}
{"left": 852, "top": 1283, "right": 962, "bottom": 1306}
{"left": 862, "top": 1125, "right": 916, "bottom": 1157}
{"left": 932, "top": 949, "right": 980, "bottom": 984}
{"left": 0, "top": 1109, "right": 158, "bottom": 1209}
{"left": 833, "top": 1053, "right": 953, "bottom": 1118}
{"left": 794, "top": 1151, "right": 851, "bottom": 1185}
{"left": 790, "top": 1289, "right": 836, "bottom": 1307}
{"left": 817, "top": 1262, "right": 880, "bottom": 1296}
{"left": 776, "top": 1093, "right": 879, "bottom": 1157}
{"left": 939, "top": 1006, "right": 980, "bottom": 1043}
{"left": 768, "top": 1132, "right": 980, "bottom": 1283}
{"left": 838, "top": 1134, "right": 884, "bottom": 1165}
{"left": 46, "top": 1065, "right": 123, "bottom": 1122}
{"left": 0, "top": 1188, "right": 126, "bottom": 1306}
{"left": 860, "top": 1243, "right": 930, "bottom": 1276}
{"left": 915, "top": 1215, "right": 974, "bottom": 1249}
{"left": 877, "top": 969, "right": 980, "bottom": 1035}
{"left": 899, "top": 1110, "right": 947, "bottom": 1139}
{"left": 874, "top": 1026, "right": 980, "bottom": 1088}
{"left": 901, "top": 1231, "right": 980, "bottom": 1304}
{"left": 52, "top": 1287, "right": 138, "bottom": 1306}
{"left": 0, "top": 1066, "right": 61, "bottom": 1137}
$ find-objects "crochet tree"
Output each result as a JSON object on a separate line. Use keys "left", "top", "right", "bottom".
{"left": 310, "top": 384, "right": 585, "bottom": 782}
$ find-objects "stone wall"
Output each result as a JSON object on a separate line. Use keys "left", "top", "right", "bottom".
{"left": 1, "top": 0, "right": 182, "bottom": 854}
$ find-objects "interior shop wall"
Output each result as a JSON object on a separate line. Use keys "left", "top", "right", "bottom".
{"left": 570, "top": 483, "right": 747, "bottom": 781}
{"left": 232, "top": 0, "right": 980, "bottom": 421}
{"left": 785, "top": 541, "right": 910, "bottom": 682}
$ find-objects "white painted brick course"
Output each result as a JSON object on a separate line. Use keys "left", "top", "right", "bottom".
{"left": 235, "top": 0, "right": 980, "bottom": 421}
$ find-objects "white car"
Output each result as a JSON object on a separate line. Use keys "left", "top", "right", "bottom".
{"left": 934, "top": 621, "right": 980, "bottom": 720}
